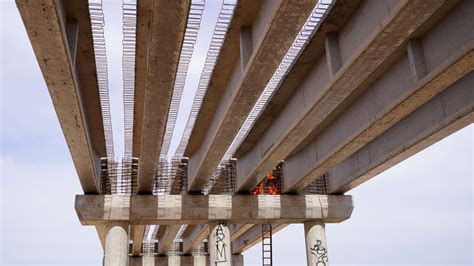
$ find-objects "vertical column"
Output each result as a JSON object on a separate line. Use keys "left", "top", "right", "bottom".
{"left": 193, "top": 255, "right": 207, "bottom": 266}
{"left": 304, "top": 221, "right": 328, "bottom": 266}
{"left": 193, "top": 242, "right": 207, "bottom": 266}
{"left": 104, "top": 223, "right": 129, "bottom": 266}
{"left": 168, "top": 255, "right": 181, "bottom": 266}
{"left": 209, "top": 222, "right": 232, "bottom": 266}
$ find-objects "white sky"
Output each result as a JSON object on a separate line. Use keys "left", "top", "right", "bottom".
{"left": 1, "top": 0, "right": 473, "bottom": 265}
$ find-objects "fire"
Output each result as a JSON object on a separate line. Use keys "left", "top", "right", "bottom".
{"left": 252, "top": 171, "right": 279, "bottom": 195}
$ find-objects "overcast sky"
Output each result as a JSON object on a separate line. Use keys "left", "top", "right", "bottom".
{"left": 1, "top": 0, "right": 473, "bottom": 265}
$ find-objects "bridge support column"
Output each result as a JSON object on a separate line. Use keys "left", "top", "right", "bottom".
{"left": 304, "top": 221, "right": 328, "bottom": 266}
{"left": 193, "top": 255, "right": 206, "bottom": 265}
{"left": 104, "top": 223, "right": 129, "bottom": 266}
{"left": 209, "top": 222, "right": 232, "bottom": 266}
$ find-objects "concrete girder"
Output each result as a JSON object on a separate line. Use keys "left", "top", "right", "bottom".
{"left": 158, "top": 225, "right": 182, "bottom": 255}
{"left": 235, "top": 0, "right": 462, "bottom": 193}
{"left": 183, "top": 224, "right": 210, "bottom": 255}
{"left": 130, "top": 225, "right": 146, "bottom": 256}
{"left": 134, "top": 0, "right": 191, "bottom": 193}
{"left": 186, "top": 0, "right": 317, "bottom": 192}
{"left": 232, "top": 224, "right": 287, "bottom": 255}
{"left": 233, "top": 0, "right": 361, "bottom": 158}
{"left": 183, "top": 0, "right": 263, "bottom": 157}
{"left": 284, "top": 36, "right": 474, "bottom": 191}
{"left": 75, "top": 194, "right": 354, "bottom": 225}
{"left": 16, "top": 0, "right": 107, "bottom": 193}
{"left": 328, "top": 71, "right": 474, "bottom": 194}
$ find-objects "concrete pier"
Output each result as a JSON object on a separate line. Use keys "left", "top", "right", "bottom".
{"left": 104, "top": 223, "right": 129, "bottom": 266}
{"left": 304, "top": 221, "right": 328, "bottom": 266}
{"left": 209, "top": 223, "right": 232, "bottom": 266}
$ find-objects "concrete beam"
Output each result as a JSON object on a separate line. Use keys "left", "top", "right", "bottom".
{"left": 76, "top": 194, "right": 354, "bottom": 225}
{"left": 187, "top": 0, "right": 317, "bottom": 192}
{"left": 233, "top": 0, "right": 361, "bottom": 159}
{"left": 183, "top": 224, "right": 210, "bottom": 254}
{"left": 131, "top": 225, "right": 146, "bottom": 256}
{"left": 16, "top": 0, "right": 107, "bottom": 193}
{"left": 328, "top": 71, "right": 474, "bottom": 194}
{"left": 183, "top": 0, "right": 262, "bottom": 157}
{"left": 284, "top": 40, "right": 474, "bottom": 192}
{"left": 135, "top": 0, "right": 191, "bottom": 193}
{"left": 230, "top": 224, "right": 254, "bottom": 241}
{"left": 232, "top": 224, "right": 287, "bottom": 254}
{"left": 235, "top": 0, "right": 461, "bottom": 193}
{"left": 158, "top": 225, "right": 182, "bottom": 255}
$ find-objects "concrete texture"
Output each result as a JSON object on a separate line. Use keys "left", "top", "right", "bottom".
{"left": 183, "top": 0, "right": 263, "bottom": 157}
{"left": 235, "top": 0, "right": 461, "bottom": 193}
{"left": 209, "top": 223, "right": 232, "bottom": 266}
{"left": 232, "top": 224, "right": 287, "bottom": 254}
{"left": 187, "top": 0, "right": 317, "bottom": 192}
{"left": 75, "top": 194, "right": 354, "bottom": 225}
{"left": 233, "top": 0, "right": 361, "bottom": 158}
{"left": 328, "top": 71, "right": 474, "bottom": 194}
{"left": 304, "top": 221, "right": 328, "bottom": 266}
{"left": 135, "top": 0, "right": 191, "bottom": 193}
{"left": 129, "top": 255, "right": 243, "bottom": 265}
{"left": 183, "top": 224, "right": 210, "bottom": 254}
{"left": 158, "top": 225, "right": 183, "bottom": 255}
{"left": 284, "top": 24, "right": 474, "bottom": 191}
{"left": 104, "top": 223, "right": 129, "bottom": 266}
{"left": 16, "top": 0, "right": 106, "bottom": 193}
{"left": 131, "top": 225, "right": 146, "bottom": 256}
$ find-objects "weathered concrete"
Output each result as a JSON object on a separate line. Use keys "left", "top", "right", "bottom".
{"left": 158, "top": 225, "right": 182, "bottom": 255}
{"left": 284, "top": 25, "right": 474, "bottom": 191}
{"left": 233, "top": 0, "right": 361, "bottom": 158}
{"left": 183, "top": 224, "right": 210, "bottom": 254}
{"left": 135, "top": 0, "right": 191, "bottom": 194}
{"left": 209, "top": 223, "right": 232, "bottom": 266}
{"left": 304, "top": 221, "right": 328, "bottom": 266}
{"left": 128, "top": 255, "right": 243, "bottom": 265}
{"left": 104, "top": 223, "right": 129, "bottom": 266}
{"left": 131, "top": 225, "right": 146, "bottom": 256}
{"left": 75, "top": 194, "right": 354, "bottom": 225}
{"left": 184, "top": 0, "right": 263, "bottom": 157}
{"left": 187, "top": 0, "right": 317, "bottom": 192}
{"left": 232, "top": 224, "right": 287, "bottom": 254}
{"left": 16, "top": 0, "right": 107, "bottom": 193}
{"left": 235, "top": 0, "right": 461, "bottom": 193}
{"left": 328, "top": 71, "right": 474, "bottom": 194}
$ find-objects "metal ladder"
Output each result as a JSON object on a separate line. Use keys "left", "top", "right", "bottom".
{"left": 262, "top": 224, "right": 273, "bottom": 266}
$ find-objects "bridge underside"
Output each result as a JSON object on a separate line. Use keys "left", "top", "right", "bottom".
{"left": 16, "top": 0, "right": 473, "bottom": 265}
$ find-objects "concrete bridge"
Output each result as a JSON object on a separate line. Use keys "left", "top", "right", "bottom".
{"left": 16, "top": 0, "right": 473, "bottom": 265}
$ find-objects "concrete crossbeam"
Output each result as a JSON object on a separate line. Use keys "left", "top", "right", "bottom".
{"left": 16, "top": 0, "right": 107, "bottom": 193}
{"left": 135, "top": 0, "right": 191, "bottom": 193}
{"left": 187, "top": 0, "right": 317, "bottom": 192}
{"left": 235, "top": 0, "right": 461, "bottom": 192}
{"left": 75, "top": 195, "right": 354, "bottom": 225}
{"left": 328, "top": 71, "right": 474, "bottom": 194}
{"left": 284, "top": 29, "right": 474, "bottom": 191}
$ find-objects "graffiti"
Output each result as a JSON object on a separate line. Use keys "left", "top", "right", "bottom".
{"left": 310, "top": 239, "right": 328, "bottom": 266}
{"left": 214, "top": 223, "right": 228, "bottom": 265}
